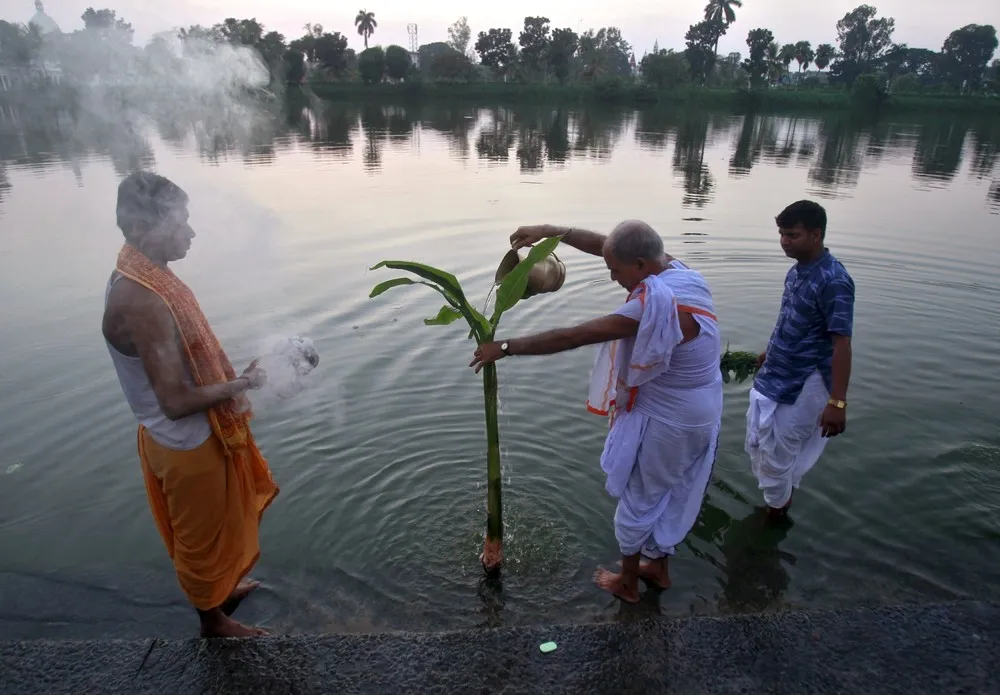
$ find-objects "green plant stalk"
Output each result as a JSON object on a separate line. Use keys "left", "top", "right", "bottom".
{"left": 482, "top": 362, "right": 503, "bottom": 543}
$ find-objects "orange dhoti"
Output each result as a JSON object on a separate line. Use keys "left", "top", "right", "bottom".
{"left": 116, "top": 242, "right": 279, "bottom": 612}
{"left": 139, "top": 427, "right": 277, "bottom": 611}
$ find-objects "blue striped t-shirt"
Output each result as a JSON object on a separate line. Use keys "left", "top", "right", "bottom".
{"left": 754, "top": 250, "right": 855, "bottom": 405}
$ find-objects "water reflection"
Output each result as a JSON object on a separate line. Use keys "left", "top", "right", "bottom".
{"left": 809, "top": 117, "right": 866, "bottom": 195}
{"left": 912, "top": 121, "right": 969, "bottom": 184}
{"left": 968, "top": 120, "right": 998, "bottom": 181}
{"left": 476, "top": 107, "right": 516, "bottom": 162}
{"left": 672, "top": 110, "right": 715, "bottom": 209}
{"left": 0, "top": 93, "right": 998, "bottom": 213}
{"left": 716, "top": 508, "right": 794, "bottom": 613}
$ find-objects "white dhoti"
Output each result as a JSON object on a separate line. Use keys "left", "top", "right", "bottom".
{"left": 588, "top": 266, "right": 723, "bottom": 559}
{"left": 745, "top": 370, "right": 830, "bottom": 508}
{"left": 605, "top": 405, "right": 720, "bottom": 558}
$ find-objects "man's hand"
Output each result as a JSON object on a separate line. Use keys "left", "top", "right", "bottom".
{"left": 820, "top": 404, "right": 846, "bottom": 437}
{"left": 510, "top": 225, "right": 555, "bottom": 250}
{"left": 757, "top": 351, "right": 767, "bottom": 369}
{"left": 241, "top": 359, "right": 267, "bottom": 390}
{"left": 470, "top": 342, "right": 506, "bottom": 374}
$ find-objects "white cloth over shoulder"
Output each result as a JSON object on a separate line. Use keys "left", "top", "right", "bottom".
{"left": 745, "top": 370, "right": 829, "bottom": 508}
{"left": 587, "top": 273, "right": 681, "bottom": 420}
{"left": 586, "top": 265, "right": 724, "bottom": 558}
{"left": 587, "top": 263, "right": 717, "bottom": 420}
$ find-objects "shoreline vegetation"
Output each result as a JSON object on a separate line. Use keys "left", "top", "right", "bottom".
{"left": 304, "top": 80, "right": 1000, "bottom": 114}
{"left": 2, "top": 4, "right": 998, "bottom": 119}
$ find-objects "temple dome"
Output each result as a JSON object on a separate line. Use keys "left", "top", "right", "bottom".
{"left": 29, "top": 1, "right": 61, "bottom": 35}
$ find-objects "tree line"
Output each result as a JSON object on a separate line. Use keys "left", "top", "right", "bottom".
{"left": 1, "top": 4, "right": 997, "bottom": 96}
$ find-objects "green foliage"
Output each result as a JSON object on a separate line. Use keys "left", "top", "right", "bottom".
{"left": 446, "top": 17, "right": 472, "bottom": 56}
{"left": 369, "top": 260, "right": 490, "bottom": 341}
{"left": 369, "top": 242, "right": 563, "bottom": 558}
{"left": 490, "top": 236, "right": 562, "bottom": 325}
{"left": 779, "top": 43, "right": 796, "bottom": 71}
{"left": 358, "top": 46, "right": 385, "bottom": 85}
{"left": 835, "top": 4, "right": 895, "bottom": 79}
{"left": 704, "top": 0, "right": 743, "bottom": 27}
{"left": 852, "top": 72, "right": 890, "bottom": 109}
{"left": 369, "top": 240, "right": 562, "bottom": 341}
{"left": 289, "top": 29, "right": 350, "bottom": 78}
{"left": 424, "top": 306, "right": 463, "bottom": 326}
{"left": 0, "top": 21, "right": 42, "bottom": 68}
{"left": 641, "top": 49, "right": 689, "bottom": 90}
{"left": 355, "top": 9, "right": 377, "bottom": 49}
{"left": 578, "top": 27, "right": 632, "bottom": 80}
{"left": 685, "top": 20, "right": 726, "bottom": 84}
{"left": 385, "top": 44, "right": 411, "bottom": 81}
{"left": 941, "top": 24, "right": 998, "bottom": 90}
{"left": 815, "top": 43, "right": 836, "bottom": 71}
{"left": 547, "top": 28, "right": 579, "bottom": 85}
{"left": 795, "top": 41, "right": 815, "bottom": 72}
{"left": 475, "top": 29, "right": 518, "bottom": 76}
{"left": 720, "top": 349, "right": 760, "bottom": 384}
{"left": 428, "top": 51, "right": 480, "bottom": 82}
{"left": 81, "top": 7, "right": 134, "bottom": 42}
{"left": 518, "top": 16, "right": 551, "bottom": 74}
{"left": 284, "top": 50, "right": 305, "bottom": 82}
{"left": 743, "top": 28, "right": 775, "bottom": 86}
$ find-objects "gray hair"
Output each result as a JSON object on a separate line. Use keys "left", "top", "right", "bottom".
{"left": 605, "top": 220, "right": 665, "bottom": 262}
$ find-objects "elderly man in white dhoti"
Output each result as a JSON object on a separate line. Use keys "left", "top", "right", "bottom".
{"left": 471, "top": 220, "right": 723, "bottom": 603}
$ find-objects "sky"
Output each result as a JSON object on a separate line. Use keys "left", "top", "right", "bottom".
{"left": 2, "top": 0, "right": 998, "bottom": 58}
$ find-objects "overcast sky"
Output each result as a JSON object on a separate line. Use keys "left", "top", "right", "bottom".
{"left": 3, "top": 0, "right": 998, "bottom": 57}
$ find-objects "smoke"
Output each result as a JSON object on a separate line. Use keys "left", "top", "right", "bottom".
{"left": 249, "top": 335, "right": 321, "bottom": 410}
{"left": 40, "top": 25, "right": 281, "bottom": 170}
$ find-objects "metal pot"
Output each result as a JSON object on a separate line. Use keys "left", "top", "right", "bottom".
{"left": 494, "top": 248, "right": 566, "bottom": 298}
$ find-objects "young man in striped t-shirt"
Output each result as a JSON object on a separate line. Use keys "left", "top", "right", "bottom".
{"left": 746, "top": 200, "right": 855, "bottom": 518}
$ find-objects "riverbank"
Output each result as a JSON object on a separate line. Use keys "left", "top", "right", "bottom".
{"left": 305, "top": 81, "right": 1000, "bottom": 114}
{"left": 2, "top": 601, "right": 996, "bottom": 694}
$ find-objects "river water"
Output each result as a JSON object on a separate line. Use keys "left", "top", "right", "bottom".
{"left": 1, "top": 97, "right": 998, "bottom": 639}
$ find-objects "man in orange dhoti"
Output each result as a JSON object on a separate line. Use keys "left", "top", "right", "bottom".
{"left": 101, "top": 172, "right": 279, "bottom": 638}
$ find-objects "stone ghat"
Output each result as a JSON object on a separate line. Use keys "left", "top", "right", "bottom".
{"left": 1, "top": 601, "right": 997, "bottom": 694}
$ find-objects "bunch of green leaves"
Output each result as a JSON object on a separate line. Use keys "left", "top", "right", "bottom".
{"left": 720, "top": 347, "right": 761, "bottom": 384}
{"left": 368, "top": 235, "right": 563, "bottom": 342}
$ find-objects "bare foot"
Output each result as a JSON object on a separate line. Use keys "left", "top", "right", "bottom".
{"left": 616, "top": 560, "right": 671, "bottom": 590}
{"left": 200, "top": 613, "right": 268, "bottom": 638}
{"left": 593, "top": 567, "right": 640, "bottom": 604}
{"left": 637, "top": 560, "right": 671, "bottom": 590}
{"left": 222, "top": 579, "right": 260, "bottom": 616}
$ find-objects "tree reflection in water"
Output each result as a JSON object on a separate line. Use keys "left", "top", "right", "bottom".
{"left": 0, "top": 95, "right": 998, "bottom": 215}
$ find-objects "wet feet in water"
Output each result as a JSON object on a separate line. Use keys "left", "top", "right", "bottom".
{"left": 617, "top": 559, "right": 671, "bottom": 590}
{"left": 593, "top": 568, "right": 640, "bottom": 604}
{"left": 637, "top": 560, "right": 671, "bottom": 590}
{"left": 767, "top": 491, "right": 795, "bottom": 520}
{"left": 222, "top": 579, "right": 260, "bottom": 616}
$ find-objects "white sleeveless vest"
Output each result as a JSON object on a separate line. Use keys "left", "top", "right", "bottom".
{"left": 104, "top": 274, "right": 212, "bottom": 450}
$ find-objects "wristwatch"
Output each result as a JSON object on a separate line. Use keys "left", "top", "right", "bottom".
{"left": 501, "top": 341, "right": 511, "bottom": 356}
{"left": 827, "top": 399, "right": 846, "bottom": 409}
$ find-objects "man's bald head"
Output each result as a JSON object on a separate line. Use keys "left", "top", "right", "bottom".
{"left": 605, "top": 220, "right": 665, "bottom": 263}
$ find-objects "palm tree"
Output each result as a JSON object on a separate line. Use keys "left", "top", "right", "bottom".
{"left": 814, "top": 43, "right": 835, "bottom": 72}
{"left": 355, "top": 9, "right": 376, "bottom": 49}
{"left": 794, "top": 41, "right": 814, "bottom": 73}
{"left": 703, "top": 0, "right": 743, "bottom": 26}
{"left": 779, "top": 43, "right": 796, "bottom": 77}
{"left": 766, "top": 41, "right": 781, "bottom": 83}
{"left": 703, "top": 0, "right": 743, "bottom": 59}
